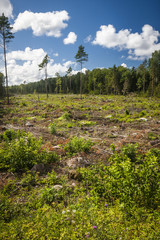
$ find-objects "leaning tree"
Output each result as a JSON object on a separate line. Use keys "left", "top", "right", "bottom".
{"left": 0, "top": 13, "right": 14, "bottom": 104}
{"left": 38, "top": 54, "right": 50, "bottom": 98}
{"left": 75, "top": 45, "right": 88, "bottom": 97}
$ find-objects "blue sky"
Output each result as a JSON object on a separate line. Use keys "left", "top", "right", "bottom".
{"left": 0, "top": 0, "right": 160, "bottom": 85}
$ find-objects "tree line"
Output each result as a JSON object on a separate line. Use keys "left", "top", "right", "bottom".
{"left": 6, "top": 50, "right": 160, "bottom": 97}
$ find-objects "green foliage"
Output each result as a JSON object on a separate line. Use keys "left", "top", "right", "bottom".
{"left": 121, "top": 143, "right": 139, "bottom": 162}
{"left": 20, "top": 171, "right": 39, "bottom": 187}
{"left": 148, "top": 132, "right": 159, "bottom": 140}
{"left": 0, "top": 130, "right": 59, "bottom": 172}
{"left": 64, "top": 136, "right": 93, "bottom": 156}
{"left": 0, "top": 194, "right": 14, "bottom": 222}
{"left": 79, "top": 120, "right": 96, "bottom": 127}
{"left": 0, "top": 144, "right": 160, "bottom": 239}
{"left": 49, "top": 122, "right": 56, "bottom": 134}
{"left": 2, "top": 129, "right": 25, "bottom": 142}
{"left": 59, "top": 112, "right": 72, "bottom": 120}
{"left": 79, "top": 146, "right": 160, "bottom": 210}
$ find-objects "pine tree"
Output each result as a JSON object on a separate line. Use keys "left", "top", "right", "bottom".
{"left": 0, "top": 13, "right": 14, "bottom": 104}
{"left": 75, "top": 45, "right": 88, "bottom": 97}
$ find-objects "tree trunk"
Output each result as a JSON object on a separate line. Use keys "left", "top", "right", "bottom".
{"left": 45, "top": 65, "right": 48, "bottom": 98}
{"left": 3, "top": 32, "right": 9, "bottom": 104}
{"left": 80, "top": 62, "right": 82, "bottom": 98}
{"left": 70, "top": 77, "right": 71, "bottom": 93}
{"left": 152, "top": 72, "right": 154, "bottom": 96}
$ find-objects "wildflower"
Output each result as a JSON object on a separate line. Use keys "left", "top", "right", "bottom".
{"left": 105, "top": 204, "right": 108, "bottom": 207}
{"left": 72, "top": 220, "right": 75, "bottom": 224}
{"left": 67, "top": 209, "right": 70, "bottom": 212}
{"left": 92, "top": 226, "right": 97, "bottom": 229}
{"left": 126, "top": 228, "right": 128, "bottom": 230}
{"left": 86, "top": 234, "right": 89, "bottom": 238}
{"left": 62, "top": 210, "right": 65, "bottom": 214}
{"left": 72, "top": 210, "right": 76, "bottom": 213}
{"left": 66, "top": 217, "right": 70, "bottom": 221}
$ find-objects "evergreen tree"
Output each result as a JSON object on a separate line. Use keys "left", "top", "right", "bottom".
{"left": 0, "top": 13, "right": 14, "bottom": 104}
{"left": 75, "top": 45, "right": 88, "bottom": 97}
{"left": 149, "top": 50, "right": 160, "bottom": 96}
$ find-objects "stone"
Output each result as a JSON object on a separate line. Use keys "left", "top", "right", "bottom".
{"left": 53, "top": 185, "right": 63, "bottom": 191}
{"left": 31, "top": 163, "right": 45, "bottom": 173}
{"left": 26, "top": 122, "right": 34, "bottom": 127}
{"left": 139, "top": 118, "right": 148, "bottom": 122}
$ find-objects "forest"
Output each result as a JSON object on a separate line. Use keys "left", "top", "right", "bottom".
{"left": 0, "top": 50, "right": 160, "bottom": 98}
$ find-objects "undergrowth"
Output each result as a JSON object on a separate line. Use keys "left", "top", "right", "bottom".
{"left": 0, "top": 131, "right": 159, "bottom": 239}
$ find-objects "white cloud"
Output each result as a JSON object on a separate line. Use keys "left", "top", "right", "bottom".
{"left": 71, "top": 68, "right": 87, "bottom": 75}
{"left": 0, "top": 47, "right": 77, "bottom": 85}
{"left": 53, "top": 52, "right": 59, "bottom": 57}
{"left": 7, "top": 47, "right": 46, "bottom": 62}
{"left": 0, "top": 0, "right": 13, "bottom": 18}
{"left": 63, "top": 32, "right": 77, "bottom": 44}
{"left": 92, "top": 24, "right": 160, "bottom": 59}
{"left": 12, "top": 10, "right": 70, "bottom": 37}
{"left": 121, "top": 63, "right": 127, "bottom": 68}
{"left": 84, "top": 35, "right": 92, "bottom": 43}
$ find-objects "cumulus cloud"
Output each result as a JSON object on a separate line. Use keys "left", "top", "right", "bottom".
{"left": 121, "top": 63, "right": 127, "bottom": 68}
{"left": 12, "top": 10, "right": 70, "bottom": 37}
{"left": 0, "top": 0, "right": 13, "bottom": 18}
{"left": 63, "top": 32, "right": 77, "bottom": 44}
{"left": 7, "top": 47, "right": 46, "bottom": 62}
{"left": 92, "top": 24, "right": 160, "bottom": 59}
{"left": 0, "top": 47, "right": 77, "bottom": 85}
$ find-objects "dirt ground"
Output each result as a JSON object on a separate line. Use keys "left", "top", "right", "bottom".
{"left": 1, "top": 95, "right": 160, "bottom": 163}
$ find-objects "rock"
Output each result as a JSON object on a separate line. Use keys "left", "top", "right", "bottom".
{"left": 31, "top": 163, "right": 45, "bottom": 173}
{"left": 53, "top": 185, "right": 63, "bottom": 191}
{"left": 139, "top": 118, "right": 148, "bottom": 122}
{"left": 66, "top": 156, "right": 90, "bottom": 169}
{"left": 26, "top": 122, "right": 34, "bottom": 127}
{"left": 67, "top": 157, "right": 83, "bottom": 169}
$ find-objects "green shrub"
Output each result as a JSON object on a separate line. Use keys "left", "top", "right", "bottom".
{"left": 121, "top": 143, "right": 138, "bottom": 162}
{"left": 0, "top": 194, "right": 14, "bottom": 222}
{"left": 20, "top": 171, "right": 39, "bottom": 187}
{"left": 59, "top": 112, "right": 72, "bottom": 120}
{"left": 0, "top": 132, "right": 59, "bottom": 173}
{"left": 148, "top": 132, "right": 159, "bottom": 140}
{"left": 50, "top": 122, "right": 56, "bottom": 134}
{"left": 79, "top": 147, "right": 160, "bottom": 210}
{"left": 64, "top": 136, "right": 93, "bottom": 156}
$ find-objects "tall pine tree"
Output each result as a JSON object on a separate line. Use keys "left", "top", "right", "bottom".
{"left": 0, "top": 13, "right": 14, "bottom": 104}
{"left": 75, "top": 45, "right": 88, "bottom": 97}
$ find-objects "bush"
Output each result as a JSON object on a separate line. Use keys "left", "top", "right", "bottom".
{"left": 64, "top": 136, "right": 93, "bottom": 156}
{"left": 121, "top": 143, "right": 139, "bottom": 162}
{"left": 2, "top": 129, "right": 25, "bottom": 142}
{"left": 50, "top": 122, "right": 56, "bottom": 134}
{"left": 0, "top": 131, "right": 59, "bottom": 173}
{"left": 79, "top": 146, "right": 160, "bottom": 211}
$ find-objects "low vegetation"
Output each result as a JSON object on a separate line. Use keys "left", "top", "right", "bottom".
{"left": 0, "top": 94, "right": 160, "bottom": 239}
